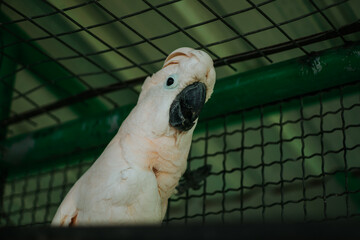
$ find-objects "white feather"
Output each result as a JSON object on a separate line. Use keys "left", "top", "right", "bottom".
{"left": 51, "top": 47, "right": 216, "bottom": 226}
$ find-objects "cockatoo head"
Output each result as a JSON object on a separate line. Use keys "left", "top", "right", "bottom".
{"left": 136, "top": 47, "right": 216, "bottom": 136}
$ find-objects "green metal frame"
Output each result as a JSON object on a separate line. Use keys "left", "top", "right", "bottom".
{"left": 1, "top": 42, "right": 359, "bottom": 178}
{"left": 0, "top": 13, "right": 108, "bottom": 118}
{"left": 0, "top": 27, "right": 18, "bottom": 207}
{"left": 0, "top": 29, "right": 18, "bottom": 139}
{"left": 203, "top": 42, "right": 360, "bottom": 119}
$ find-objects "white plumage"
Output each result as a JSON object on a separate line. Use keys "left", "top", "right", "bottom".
{"left": 51, "top": 47, "right": 216, "bottom": 226}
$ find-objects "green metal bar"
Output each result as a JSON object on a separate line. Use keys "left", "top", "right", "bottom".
{"left": 0, "top": 28, "right": 18, "bottom": 209}
{"left": 0, "top": 13, "right": 108, "bottom": 117}
{"left": 0, "top": 29, "right": 18, "bottom": 138}
{"left": 201, "top": 42, "right": 360, "bottom": 120}
{"left": 1, "top": 42, "right": 360, "bottom": 178}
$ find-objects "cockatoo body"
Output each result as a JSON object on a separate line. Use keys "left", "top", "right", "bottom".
{"left": 51, "top": 47, "right": 216, "bottom": 226}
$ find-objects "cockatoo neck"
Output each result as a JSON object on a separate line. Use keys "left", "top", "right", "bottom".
{"left": 117, "top": 107, "right": 193, "bottom": 201}
{"left": 120, "top": 104, "right": 194, "bottom": 169}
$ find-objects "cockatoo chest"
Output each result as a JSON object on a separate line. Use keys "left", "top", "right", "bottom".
{"left": 75, "top": 162, "right": 163, "bottom": 224}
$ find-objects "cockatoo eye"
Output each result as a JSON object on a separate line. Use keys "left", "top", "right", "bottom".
{"left": 164, "top": 74, "right": 179, "bottom": 89}
{"left": 167, "top": 77, "right": 174, "bottom": 86}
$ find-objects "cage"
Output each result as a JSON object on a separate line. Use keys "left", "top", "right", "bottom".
{"left": 0, "top": 0, "right": 360, "bottom": 237}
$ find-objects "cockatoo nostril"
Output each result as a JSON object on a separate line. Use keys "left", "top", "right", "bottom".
{"left": 169, "top": 82, "right": 206, "bottom": 131}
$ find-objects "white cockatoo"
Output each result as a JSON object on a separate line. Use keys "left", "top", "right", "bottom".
{"left": 51, "top": 47, "right": 216, "bottom": 226}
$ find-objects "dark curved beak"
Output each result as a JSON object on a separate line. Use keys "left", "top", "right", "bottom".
{"left": 169, "top": 82, "right": 206, "bottom": 131}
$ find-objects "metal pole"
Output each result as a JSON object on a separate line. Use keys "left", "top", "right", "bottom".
{"left": 0, "top": 27, "right": 18, "bottom": 226}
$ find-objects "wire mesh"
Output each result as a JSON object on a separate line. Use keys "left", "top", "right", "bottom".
{"left": 0, "top": 0, "right": 359, "bottom": 135}
{"left": 0, "top": 0, "right": 360, "bottom": 228}
{"left": 163, "top": 80, "right": 360, "bottom": 225}
{"left": 1, "top": 80, "right": 360, "bottom": 226}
